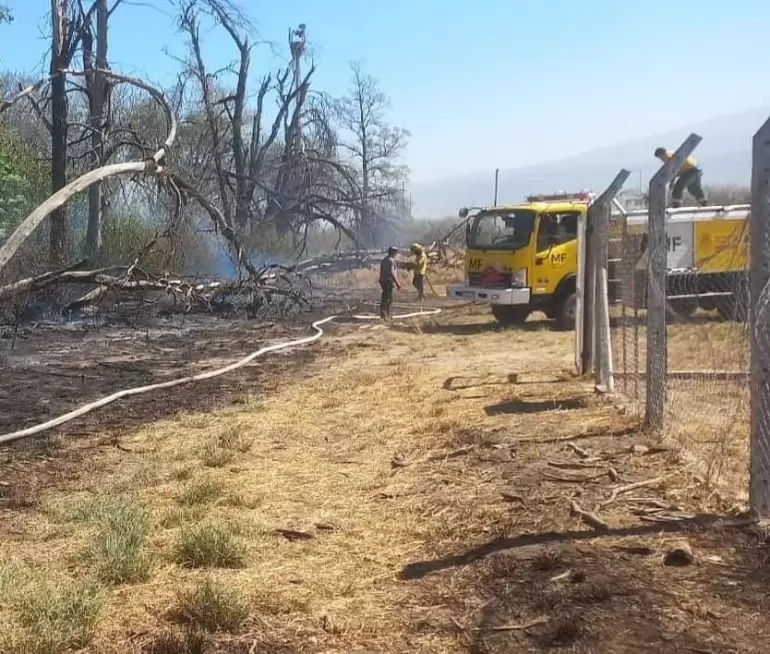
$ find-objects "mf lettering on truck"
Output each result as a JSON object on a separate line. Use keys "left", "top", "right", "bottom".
{"left": 608, "top": 204, "right": 750, "bottom": 320}
{"left": 447, "top": 191, "right": 592, "bottom": 329}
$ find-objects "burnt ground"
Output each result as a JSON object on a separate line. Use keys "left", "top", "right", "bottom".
{"left": 0, "top": 306, "right": 352, "bottom": 508}
{"left": 0, "top": 299, "right": 769, "bottom": 654}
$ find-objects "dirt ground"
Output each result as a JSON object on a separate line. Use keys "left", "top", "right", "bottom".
{"left": 1, "top": 295, "right": 769, "bottom": 654}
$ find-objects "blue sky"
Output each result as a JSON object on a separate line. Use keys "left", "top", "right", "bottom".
{"left": 1, "top": 0, "right": 769, "bottom": 183}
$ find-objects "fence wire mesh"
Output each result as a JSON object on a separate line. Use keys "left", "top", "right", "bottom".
{"left": 608, "top": 207, "right": 751, "bottom": 488}
{"left": 608, "top": 211, "right": 648, "bottom": 416}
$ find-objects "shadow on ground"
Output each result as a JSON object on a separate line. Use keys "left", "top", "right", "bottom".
{"left": 418, "top": 318, "right": 556, "bottom": 337}
{"left": 400, "top": 514, "right": 748, "bottom": 580}
{"left": 484, "top": 396, "right": 587, "bottom": 416}
{"left": 401, "top": 517, "right": 770, "bottom": 653}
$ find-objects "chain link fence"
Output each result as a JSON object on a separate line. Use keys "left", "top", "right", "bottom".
{"left": 607, "top": 209, "right": 648, "bottom": 416}
{"left": 574, "top": 124, "right": 770, "bottom": 515}
{"left": 594, "top": 128, "right": 770, "bottom": 512}
{"left": 607, "top": 206, "right": 750, "bottom": 488}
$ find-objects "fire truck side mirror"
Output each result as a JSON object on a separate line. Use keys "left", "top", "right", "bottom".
{"left": 458, "top": 207, "right": 469, "bottom": 219}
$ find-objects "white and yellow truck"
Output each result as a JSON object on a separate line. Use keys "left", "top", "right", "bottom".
{"left": 610, "top": 203, "right": 750, "bottom": 320}
{"left": 447, "top": 192, "right": 750, "bottom": 327}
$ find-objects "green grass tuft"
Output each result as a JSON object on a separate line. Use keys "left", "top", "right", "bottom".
{"left": 172, "top": 577, "right": 249, "bottom": 632}
{"left": 217, "top": 425, "right": 254, "bottom": 453}
{"left": 88, "top": 500, "right": 152, "bottom": 584}
{"left": 160, "top": 505, "right": 207, "bottom": 530}
{"left": 171, "top": 466, "right": 194, "bottom": 482}
{"left": 200, "top": 442, "right": 235, "bottom": 468}
{"left": 174, "top": 523, "right": 246, "bottom": 569}
{"left": 143, "top": 628, "right": 208, "bottom": 654}
{"left": 178, "top": 479, "right": 224, "bottom": 507}
{"left": 4, "top": 579, "right": 105, "bottom": 653}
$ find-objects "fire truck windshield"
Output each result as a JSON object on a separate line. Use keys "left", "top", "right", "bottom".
{"left": 469, "top": 210, "right": 536, "bottom": 251}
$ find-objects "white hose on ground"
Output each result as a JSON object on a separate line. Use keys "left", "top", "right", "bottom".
{"left": 0, "top": 306, "right": 443, "bottom": 446}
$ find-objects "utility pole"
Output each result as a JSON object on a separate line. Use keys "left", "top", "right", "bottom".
{"left": 288, "top": 23, "right": 306, "bottom": 149}
{"left": 493, "top": 168, "right": 500, "bottom": 206}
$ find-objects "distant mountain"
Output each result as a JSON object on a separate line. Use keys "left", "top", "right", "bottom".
{"left": 408, "top": 107, "right": 770, "bottom": 218}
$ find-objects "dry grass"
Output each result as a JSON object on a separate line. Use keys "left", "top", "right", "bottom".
{"left": 611, "top": 310, "right": 751, "bottom": 493}
{"left": 1, "top": 305, "right": 768, "bottom": 652}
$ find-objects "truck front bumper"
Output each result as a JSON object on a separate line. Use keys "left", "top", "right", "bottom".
{"left": 446, "top": 285, "right": 531, "bottom": 305}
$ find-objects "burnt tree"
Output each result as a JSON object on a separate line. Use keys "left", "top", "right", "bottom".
{"left": 176, "top": 0, "right": 357, "bottom": 267}
{"left": 50, "top": 0, "right": 71, "bottom": 264}
{"left": 81, "top": 0, "right": 111, "bottom": 258}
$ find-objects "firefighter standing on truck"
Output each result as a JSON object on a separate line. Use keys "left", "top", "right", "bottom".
{"left": 654, "top": 147, "right": 708, "bottom": 208}
{"left": 409, "top": 243, "right": 428, "bottom": 302}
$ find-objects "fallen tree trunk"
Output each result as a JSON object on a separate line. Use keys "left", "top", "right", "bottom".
{"left": 0, "top": 161, "right": 165, "bottom": 273}
{"left": 0, "top": 265, "right": 308, "bottom": 313}
{"left": 0, "top": 259, "right": 91, "bottom": 300}
{"left": 0, "top": 67, "right": 177, "bottom": 275}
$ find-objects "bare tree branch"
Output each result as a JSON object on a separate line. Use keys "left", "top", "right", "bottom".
{"left": 0, "top": 68, "right": 177, "bottom": 273}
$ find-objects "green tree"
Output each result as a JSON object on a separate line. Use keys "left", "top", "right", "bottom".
{"left": 0, "top": 126, "right": 47, "bottom": 239}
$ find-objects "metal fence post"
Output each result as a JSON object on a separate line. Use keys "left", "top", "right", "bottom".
{"left": 575, "top": 211, "right": 588, "bottom": 373}
{"left": 645, "top": 134, "right": 702, "bottom": 431}
{"left": 750, "top": 117, "right": 770, "bottom": 518}
{"left": 595, "top": 203, "right": 616, "bottom": 392}
{"left": 580, "top": 218, "right": 596, "bottom": 376}
{"left": 589, "top": 170, "right": 631, "bottom": 392}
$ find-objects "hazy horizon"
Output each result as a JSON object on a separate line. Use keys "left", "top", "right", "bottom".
{"left": 407, "top": 105, "right": 768, "bottom": 218}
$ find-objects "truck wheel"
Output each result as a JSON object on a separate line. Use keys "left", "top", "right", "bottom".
{"left": 716, "top": 295, "right": 749, "bottom": 322}
{"left": 554, "top": 293, "right": 577, "bottom": 331}
{"left": 491, "top": 305, "right": 530, "bottom": 326}
{"left": 667, "top": 299, "right": 697, "bottom": 321}
{"left": 716, "top": 277, "right": 750, "bottom": 323}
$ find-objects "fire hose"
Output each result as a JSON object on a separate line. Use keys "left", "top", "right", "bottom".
{"left": 0, "top": 305, "right": 445, "bottom": 446}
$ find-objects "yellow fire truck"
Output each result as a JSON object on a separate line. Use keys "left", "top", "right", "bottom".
{"left": 447, "top": 192, "right": 750, "bottom": 329}
{"left": 447, "top": 192, "right": 591, "bottom": 329}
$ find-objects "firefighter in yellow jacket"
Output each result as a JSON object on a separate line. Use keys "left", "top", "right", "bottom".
{"left": 654, "top": 147, "right": 708, "bottom": 208}
{"left": 409, "top": 243, "right": 429, "bottom": 301}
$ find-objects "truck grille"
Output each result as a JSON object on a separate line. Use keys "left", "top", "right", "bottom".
{"left": 468, "top": 272, "right": 513, "bottom": 288}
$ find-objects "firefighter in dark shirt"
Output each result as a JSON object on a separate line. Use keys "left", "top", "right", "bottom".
{"left": 379, "top": 247, "right": 400, "bottom": 319}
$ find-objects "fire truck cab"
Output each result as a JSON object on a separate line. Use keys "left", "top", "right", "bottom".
{"left": 447, "top": 191, "right": 593, "bottom": 330}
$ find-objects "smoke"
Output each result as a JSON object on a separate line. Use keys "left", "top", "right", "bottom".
{"left": 197, "top": 232, "right": 279, "bottom": 280}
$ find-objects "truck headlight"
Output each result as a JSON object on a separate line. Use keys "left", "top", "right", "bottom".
{"left": 511, "top": 269, "right": 527, "bottom": 287}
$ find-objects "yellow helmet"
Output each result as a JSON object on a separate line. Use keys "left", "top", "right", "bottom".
{"left": 410, "top": 243, "right": 423, "bottom": 253}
